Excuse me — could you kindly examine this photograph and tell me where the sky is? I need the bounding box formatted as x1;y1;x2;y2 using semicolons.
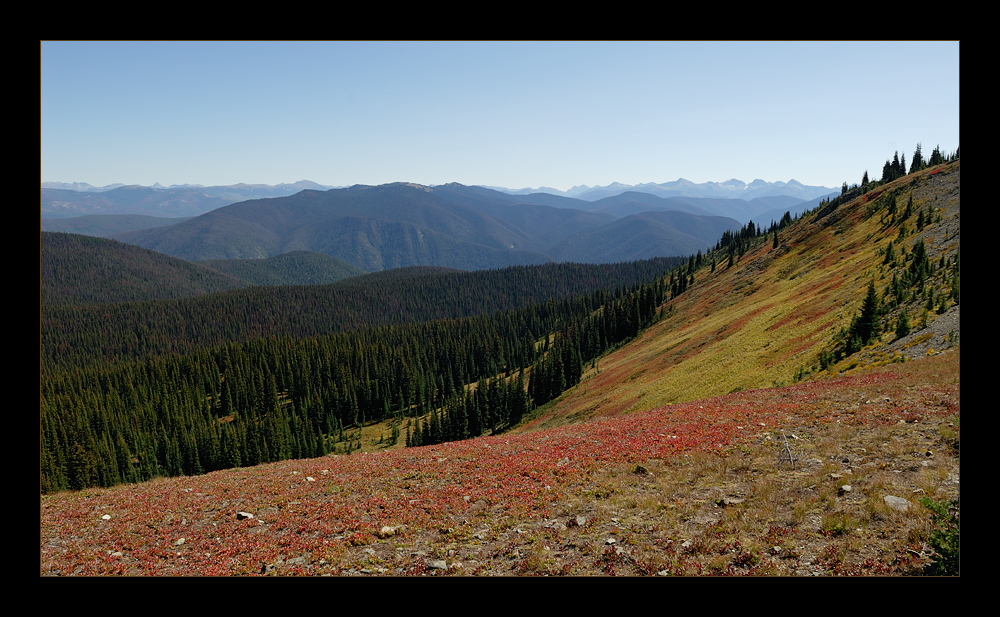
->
40;41;960;192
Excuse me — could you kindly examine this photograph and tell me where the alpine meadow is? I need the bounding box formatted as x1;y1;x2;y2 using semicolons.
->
41;145;959;576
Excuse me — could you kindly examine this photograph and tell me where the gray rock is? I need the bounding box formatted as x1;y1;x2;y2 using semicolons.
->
884;495;910;512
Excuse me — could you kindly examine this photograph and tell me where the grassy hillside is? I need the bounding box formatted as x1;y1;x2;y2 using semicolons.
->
40;351;958;576
39;160;959;576
526;160;959;429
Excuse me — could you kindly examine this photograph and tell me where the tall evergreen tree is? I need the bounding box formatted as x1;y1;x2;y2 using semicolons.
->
929;145;945;166
855;281;881;346
910;143;925;174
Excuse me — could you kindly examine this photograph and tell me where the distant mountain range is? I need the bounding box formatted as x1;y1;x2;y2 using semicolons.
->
40;180;335;218
485;177;836;202
41;180;332;194
41;178;836;220
41;178;833;273
108;182;751;271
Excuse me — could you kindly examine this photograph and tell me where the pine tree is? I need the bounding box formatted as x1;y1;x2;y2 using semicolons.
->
910;143;925;174
929;145;945;166
895;310;911;339
855;281;881;345
886;191;897;219
883;240;895;265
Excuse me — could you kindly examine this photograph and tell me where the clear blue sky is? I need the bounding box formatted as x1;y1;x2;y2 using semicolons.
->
41;41;960;191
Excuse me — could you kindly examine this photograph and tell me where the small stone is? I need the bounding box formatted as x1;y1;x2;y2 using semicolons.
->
101;514;111;520
884;495;910;512
839;485;852;495
175;538;186;546
237;511;254;520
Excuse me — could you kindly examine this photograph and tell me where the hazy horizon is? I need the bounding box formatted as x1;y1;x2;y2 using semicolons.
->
41;41;960;191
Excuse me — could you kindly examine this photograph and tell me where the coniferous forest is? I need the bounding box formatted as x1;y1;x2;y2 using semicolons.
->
41;143;959;495
41;256;688;492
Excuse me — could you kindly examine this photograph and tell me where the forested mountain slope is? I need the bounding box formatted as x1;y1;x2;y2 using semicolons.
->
546;210;740;263
40;255;683;492
41;232;364;305
41;214;191;237
196;252;365;287
111;183;741;270
41;232;245;304
41;258;681;374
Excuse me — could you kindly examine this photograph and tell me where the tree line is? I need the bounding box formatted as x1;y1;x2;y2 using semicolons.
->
41;258;682;376
41;259;684;493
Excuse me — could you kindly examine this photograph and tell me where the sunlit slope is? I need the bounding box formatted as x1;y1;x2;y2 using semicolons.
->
527;161;959;429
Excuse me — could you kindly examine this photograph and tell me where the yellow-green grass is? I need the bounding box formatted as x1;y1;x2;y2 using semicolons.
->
525;163;956;431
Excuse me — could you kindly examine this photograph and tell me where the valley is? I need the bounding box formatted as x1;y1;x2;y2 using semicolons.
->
39;158;960;576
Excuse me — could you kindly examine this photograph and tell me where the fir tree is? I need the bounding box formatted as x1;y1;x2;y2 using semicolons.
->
855;281;881;346
910;143;925;174
884;240;895;265
895;310;911;339
929;145;945;166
